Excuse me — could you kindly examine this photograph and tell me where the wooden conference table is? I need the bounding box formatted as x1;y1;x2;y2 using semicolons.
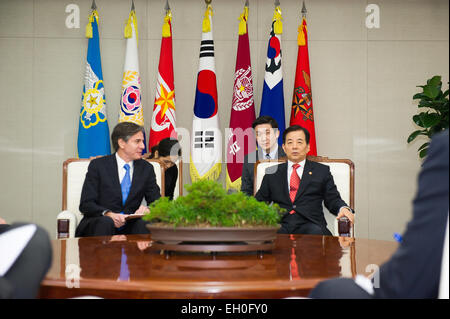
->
39;234;398;299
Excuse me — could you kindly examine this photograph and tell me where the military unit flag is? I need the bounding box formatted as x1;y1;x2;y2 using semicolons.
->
259;5;285;146
77;7;111;158
149;8;177;150
226;4;256;191
119;6;146;153
290;15;317;155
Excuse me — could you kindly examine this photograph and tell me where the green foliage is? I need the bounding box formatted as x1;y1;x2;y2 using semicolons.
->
408;75;449;158
143;180;284;227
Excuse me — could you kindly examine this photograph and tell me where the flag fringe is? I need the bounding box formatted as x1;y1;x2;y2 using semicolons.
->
202;4;213;33
190;158;222;182
298;17;307;46
162;10;172;37
124;10;139;46
238;6;249;35
226;171;242;192
85;10;98;38
273;6;283;35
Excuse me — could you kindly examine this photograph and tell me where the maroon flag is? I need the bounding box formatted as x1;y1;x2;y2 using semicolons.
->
226;5;256;191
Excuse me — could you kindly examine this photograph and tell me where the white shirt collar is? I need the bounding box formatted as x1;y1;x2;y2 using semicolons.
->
260;145;279;160
115;152;134;170
288;158;306;169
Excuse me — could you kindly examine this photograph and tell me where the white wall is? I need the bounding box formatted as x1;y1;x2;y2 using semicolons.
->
0;0;448;240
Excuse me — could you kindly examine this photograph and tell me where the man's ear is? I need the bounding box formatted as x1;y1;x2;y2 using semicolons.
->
118;138;126;149
282;143;287;154
275;129;280;139
306;143;311;154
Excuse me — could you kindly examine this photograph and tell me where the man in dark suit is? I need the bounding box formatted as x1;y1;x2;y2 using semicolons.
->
309;130;449;298
255;125;354;235
75;122;161;237
241;116;286;196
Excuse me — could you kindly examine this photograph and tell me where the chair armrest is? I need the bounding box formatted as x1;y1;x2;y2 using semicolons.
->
57;210;78;239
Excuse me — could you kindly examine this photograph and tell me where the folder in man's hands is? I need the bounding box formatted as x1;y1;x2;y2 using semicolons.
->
125;214;143;221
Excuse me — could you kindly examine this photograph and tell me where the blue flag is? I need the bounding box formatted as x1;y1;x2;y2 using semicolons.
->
259;14;285;146
77;9;111;158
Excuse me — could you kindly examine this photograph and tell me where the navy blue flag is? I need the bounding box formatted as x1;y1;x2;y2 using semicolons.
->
259;7;285;145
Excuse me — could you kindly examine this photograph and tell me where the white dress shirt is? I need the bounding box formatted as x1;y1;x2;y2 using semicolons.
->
115;152;134;184
287;159;306;187
261;145;279;160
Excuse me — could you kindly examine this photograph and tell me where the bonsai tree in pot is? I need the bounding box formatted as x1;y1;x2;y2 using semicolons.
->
408;75;449;158
143;179;283;228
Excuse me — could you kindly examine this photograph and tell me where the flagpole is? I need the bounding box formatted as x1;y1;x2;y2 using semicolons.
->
91;0;96;10
165;0;170;13
131;0;135;11
302;1;307;17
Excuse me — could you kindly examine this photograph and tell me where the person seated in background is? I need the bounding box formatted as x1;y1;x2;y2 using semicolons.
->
241;116;286;196
148;138;181;200
0;219;52;298
309;130;449;299
255;125;354;235
75;122;161;237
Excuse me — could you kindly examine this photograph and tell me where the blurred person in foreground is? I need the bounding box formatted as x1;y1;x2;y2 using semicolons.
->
310;130;449;298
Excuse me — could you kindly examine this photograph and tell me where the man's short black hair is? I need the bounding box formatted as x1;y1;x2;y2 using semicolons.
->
252;116;279;130
282;125;310;145
111;122;145;152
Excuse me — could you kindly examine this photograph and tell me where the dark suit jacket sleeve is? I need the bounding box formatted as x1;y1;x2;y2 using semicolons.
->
79;160;110;217
322;165;348;215
144;161;162;205
255;174;271;203
375;130;449;298
241;154;254;196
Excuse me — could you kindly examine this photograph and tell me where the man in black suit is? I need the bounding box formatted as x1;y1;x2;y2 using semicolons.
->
75;122;161;237
241;116;286;196
255;125;354;235
309;130;449;298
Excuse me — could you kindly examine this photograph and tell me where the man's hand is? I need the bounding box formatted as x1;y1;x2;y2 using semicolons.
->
134;205;150;216
0;217;7;225
337;207;354;225
105;212;126;228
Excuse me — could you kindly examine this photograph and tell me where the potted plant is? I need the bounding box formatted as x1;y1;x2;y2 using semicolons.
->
408;75;449;158
143;180;284;251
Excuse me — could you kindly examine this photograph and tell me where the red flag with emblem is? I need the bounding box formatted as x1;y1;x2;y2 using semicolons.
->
226;5;256;191
290;16;317;156
149;9;177;150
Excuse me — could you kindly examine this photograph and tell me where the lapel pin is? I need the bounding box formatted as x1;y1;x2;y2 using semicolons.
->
309;171;312;175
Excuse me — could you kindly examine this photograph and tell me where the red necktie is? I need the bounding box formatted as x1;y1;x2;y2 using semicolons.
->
289;163;300;214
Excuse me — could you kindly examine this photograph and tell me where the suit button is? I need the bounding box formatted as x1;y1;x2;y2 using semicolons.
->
293;205;296;209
